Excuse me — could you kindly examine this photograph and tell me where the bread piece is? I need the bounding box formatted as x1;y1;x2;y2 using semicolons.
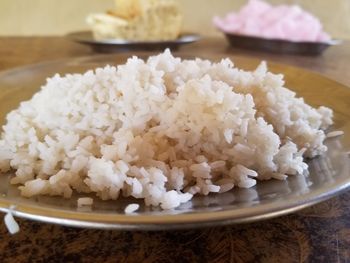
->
111;0;143;20
87;0;183;41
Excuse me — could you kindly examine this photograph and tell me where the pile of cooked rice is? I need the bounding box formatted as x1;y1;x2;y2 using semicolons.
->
0;50;333;210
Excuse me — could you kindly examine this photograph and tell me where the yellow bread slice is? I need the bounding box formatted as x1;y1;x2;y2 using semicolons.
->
86;0;183;41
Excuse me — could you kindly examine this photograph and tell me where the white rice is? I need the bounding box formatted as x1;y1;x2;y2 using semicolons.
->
0;50;333;209
77;197;93;207
124;203;140;214
326;130;344;138
4;206;19;234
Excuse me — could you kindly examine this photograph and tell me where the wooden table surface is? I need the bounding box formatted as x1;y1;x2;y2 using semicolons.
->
0;37;350;263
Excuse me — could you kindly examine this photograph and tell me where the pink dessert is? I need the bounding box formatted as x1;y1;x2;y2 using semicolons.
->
213;0;331;42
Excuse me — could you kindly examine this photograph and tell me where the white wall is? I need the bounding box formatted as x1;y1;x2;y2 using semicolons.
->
0;0;349;39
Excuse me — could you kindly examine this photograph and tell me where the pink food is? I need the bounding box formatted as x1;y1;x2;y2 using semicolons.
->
213;0;331;42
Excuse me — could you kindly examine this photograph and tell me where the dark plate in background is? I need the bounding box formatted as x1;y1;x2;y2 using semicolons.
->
224;32;341;56
67;31;200;53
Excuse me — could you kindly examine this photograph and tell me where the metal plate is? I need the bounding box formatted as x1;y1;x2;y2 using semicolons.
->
0;53;349;230
224;32;341;55
67;31;201;53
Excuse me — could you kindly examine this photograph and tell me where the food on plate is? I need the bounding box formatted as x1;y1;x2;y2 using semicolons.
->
86;0;183;41
77;197;94;207
0;50;333;210
213;0;331;42
124;203;140;214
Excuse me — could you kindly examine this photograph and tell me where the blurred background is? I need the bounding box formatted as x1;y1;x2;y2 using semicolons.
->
0;0;349;39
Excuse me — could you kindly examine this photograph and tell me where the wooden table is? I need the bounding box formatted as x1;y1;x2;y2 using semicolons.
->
0;37;349;263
